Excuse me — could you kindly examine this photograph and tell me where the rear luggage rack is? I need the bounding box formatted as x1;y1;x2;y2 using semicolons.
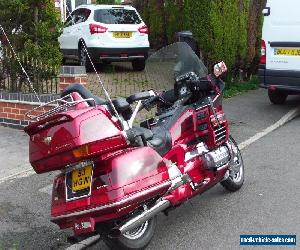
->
25;94;96;121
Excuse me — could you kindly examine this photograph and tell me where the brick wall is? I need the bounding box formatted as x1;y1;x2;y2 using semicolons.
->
0;66;87;129
0;93;58;129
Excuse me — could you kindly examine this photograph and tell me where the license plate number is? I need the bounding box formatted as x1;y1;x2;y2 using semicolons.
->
113;32;132;38
71;165;93;192
274;48;300;56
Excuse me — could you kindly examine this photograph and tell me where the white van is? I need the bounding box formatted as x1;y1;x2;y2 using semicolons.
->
259;0;300;104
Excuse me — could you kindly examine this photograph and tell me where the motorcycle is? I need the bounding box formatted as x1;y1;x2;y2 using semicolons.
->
24;42;244;249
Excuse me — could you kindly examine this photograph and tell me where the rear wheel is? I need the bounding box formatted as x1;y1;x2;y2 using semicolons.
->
103;216;157;250
132;59;145;71
268;89;288;104
62;57;66;65
221;136;244;192
79;44;92;72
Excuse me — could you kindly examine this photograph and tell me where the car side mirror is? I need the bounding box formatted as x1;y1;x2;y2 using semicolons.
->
213;61;227;78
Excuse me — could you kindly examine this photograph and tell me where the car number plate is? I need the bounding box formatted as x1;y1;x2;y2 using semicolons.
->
71;165;93;192
274;48;300;56
113;32;132;38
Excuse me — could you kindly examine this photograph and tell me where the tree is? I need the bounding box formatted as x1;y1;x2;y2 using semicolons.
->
0;0;62;67
0;0;62;92
246;0;267;75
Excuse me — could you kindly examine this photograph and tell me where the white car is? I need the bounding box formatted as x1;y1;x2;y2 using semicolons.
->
58;5;150;71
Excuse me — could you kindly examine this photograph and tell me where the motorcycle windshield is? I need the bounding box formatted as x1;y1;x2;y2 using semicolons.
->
146;42;208;91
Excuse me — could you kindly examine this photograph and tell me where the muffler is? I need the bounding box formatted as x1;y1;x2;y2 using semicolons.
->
110;199;170;237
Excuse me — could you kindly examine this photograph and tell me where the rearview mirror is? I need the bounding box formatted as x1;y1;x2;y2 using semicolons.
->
213;61;227;78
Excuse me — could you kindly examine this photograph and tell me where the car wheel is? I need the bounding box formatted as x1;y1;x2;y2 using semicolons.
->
62;57;66;65
268;89;288;104
132;59;145;71
79;45;92;72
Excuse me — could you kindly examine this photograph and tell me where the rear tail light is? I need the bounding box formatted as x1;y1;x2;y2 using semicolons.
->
138;25;149;34
260;40;266;64
89;23;108;34
72;135;127;159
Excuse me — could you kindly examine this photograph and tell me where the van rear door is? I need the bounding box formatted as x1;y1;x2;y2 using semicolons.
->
263;0;300;71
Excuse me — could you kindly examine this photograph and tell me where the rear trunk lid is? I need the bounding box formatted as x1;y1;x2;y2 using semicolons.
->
25;106;126;173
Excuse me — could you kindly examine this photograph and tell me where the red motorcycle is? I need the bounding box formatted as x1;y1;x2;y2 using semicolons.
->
24;42;244;249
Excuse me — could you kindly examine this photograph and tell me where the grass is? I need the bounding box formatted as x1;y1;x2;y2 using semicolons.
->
223;77;259;98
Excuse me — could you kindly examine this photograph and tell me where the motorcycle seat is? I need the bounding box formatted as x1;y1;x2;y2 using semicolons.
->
131;126;154;140
129;126;172;156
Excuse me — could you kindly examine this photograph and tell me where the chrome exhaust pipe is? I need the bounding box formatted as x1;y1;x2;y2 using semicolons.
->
110;200;170;237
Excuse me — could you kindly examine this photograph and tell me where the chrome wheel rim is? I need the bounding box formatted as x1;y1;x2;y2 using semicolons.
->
228;138;244;183
122;221;149;240
231;154;243;183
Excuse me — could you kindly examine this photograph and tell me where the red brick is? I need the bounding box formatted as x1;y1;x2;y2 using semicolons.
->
0;112;7;118
7;103;16;108
63;77;76;83
16;104;28;110
3;107;11;113
60;83;71;91
59;77;65;83
15;114;25;120
10;108;20;114
0;102;8;108
19;109;29;115
7;113;16;119
74;77;82;83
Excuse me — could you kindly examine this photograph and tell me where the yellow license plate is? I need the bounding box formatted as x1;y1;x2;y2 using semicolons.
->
71;165;93;192
275;48;300;56
113;32;132;38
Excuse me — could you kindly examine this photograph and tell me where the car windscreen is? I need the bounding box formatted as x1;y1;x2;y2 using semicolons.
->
94;9;142;24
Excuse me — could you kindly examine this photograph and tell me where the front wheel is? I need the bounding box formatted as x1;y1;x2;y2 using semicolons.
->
103;216;157;250
221;136;244;192
79;44;92;72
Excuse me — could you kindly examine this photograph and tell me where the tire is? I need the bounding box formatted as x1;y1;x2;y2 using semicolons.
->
62;57;66;65
103;216;157;250
132;59;145;71
78;44;92;72
221;136;244;192
268;89;287;104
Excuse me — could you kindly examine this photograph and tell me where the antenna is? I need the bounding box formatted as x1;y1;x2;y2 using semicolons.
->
65;5;123;128
0;25;41;103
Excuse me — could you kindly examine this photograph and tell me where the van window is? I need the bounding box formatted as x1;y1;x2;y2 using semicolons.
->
94;9;142;24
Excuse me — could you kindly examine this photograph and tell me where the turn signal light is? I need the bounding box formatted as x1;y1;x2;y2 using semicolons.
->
72;135;127;159
73;145;89;158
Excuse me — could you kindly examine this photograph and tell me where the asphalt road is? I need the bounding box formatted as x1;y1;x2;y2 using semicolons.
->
0;88;299;250
90;116;300;250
